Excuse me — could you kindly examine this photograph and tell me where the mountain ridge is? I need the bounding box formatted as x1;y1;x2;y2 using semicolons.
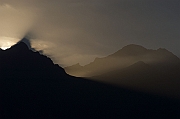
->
0;39;180;118
110;44;149;57
65;44;180;98
65;44;180;77
91;59;180;98
0;38;66;77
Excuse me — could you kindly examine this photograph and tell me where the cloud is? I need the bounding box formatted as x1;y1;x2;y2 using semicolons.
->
0;0;180;66
0;2;38;38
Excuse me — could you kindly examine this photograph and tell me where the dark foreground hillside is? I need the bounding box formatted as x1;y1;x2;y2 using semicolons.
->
0;39;180;119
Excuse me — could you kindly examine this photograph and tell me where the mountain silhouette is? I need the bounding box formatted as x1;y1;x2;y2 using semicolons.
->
0;38;66;78
0;40;180;119
65;44;180;98
65;44;180;77
92;60;180;98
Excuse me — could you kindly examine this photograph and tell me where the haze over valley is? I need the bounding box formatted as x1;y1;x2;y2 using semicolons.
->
0;0;180;66
65;44;180;98
0;0;180;118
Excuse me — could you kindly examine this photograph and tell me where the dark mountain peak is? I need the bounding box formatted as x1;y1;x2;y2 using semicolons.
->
116;61;150;74
122;44;147;50
127;61;149;69
8;38;31;53
17;37;32;49
0;37;66;76
112;44;148;57
8;37;37;53
13;41;29;51
121;44;147;53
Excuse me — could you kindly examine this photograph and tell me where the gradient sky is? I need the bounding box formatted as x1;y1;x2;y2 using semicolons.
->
0;0;179;66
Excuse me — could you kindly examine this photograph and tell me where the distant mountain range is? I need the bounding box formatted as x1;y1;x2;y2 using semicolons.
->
0;39;180;119
65;44;180;77
65;44;180;98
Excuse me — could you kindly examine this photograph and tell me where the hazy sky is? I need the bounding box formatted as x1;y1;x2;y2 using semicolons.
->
0;0;179;66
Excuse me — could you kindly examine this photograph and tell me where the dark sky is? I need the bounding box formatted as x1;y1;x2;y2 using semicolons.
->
0;0;179;66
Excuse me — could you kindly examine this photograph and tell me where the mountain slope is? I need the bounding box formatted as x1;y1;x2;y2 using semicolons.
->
65;44;180;77
91;61;180;98
0;40;180;119
65;44;180;98
0;38;64;72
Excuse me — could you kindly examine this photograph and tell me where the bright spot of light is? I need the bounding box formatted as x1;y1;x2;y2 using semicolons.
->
0;36;19;50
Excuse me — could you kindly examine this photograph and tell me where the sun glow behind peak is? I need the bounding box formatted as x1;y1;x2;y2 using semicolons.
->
0;37;19;50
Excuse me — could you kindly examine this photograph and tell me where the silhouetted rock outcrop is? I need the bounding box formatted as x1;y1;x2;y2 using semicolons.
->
0;41;180;119
0;38;66;77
